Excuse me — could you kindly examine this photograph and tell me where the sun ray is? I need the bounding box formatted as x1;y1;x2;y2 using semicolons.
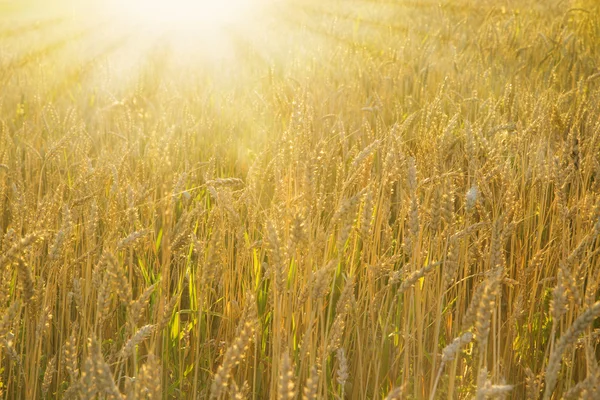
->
102;0;261;31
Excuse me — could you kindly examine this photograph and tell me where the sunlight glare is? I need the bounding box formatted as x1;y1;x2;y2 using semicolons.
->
107;0;258;31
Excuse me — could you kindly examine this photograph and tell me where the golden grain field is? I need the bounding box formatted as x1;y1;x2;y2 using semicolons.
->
0;0;600;398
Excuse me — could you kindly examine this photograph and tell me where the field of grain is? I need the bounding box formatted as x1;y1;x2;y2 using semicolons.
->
1;0;599;398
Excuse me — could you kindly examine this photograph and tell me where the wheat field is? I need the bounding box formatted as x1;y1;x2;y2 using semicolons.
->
0;0;599;398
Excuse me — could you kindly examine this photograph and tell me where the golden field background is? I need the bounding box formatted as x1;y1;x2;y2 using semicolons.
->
0;0;600;398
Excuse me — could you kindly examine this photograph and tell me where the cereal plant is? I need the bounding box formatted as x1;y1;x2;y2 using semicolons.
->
0;0;599;398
